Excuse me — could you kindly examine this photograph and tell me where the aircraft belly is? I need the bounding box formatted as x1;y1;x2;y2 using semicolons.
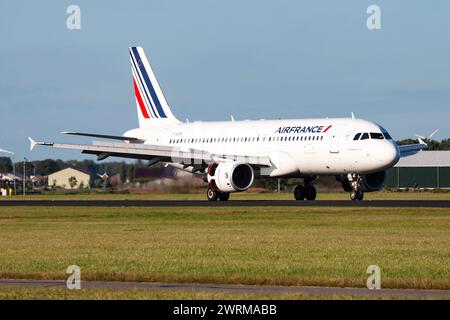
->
267;151;299;177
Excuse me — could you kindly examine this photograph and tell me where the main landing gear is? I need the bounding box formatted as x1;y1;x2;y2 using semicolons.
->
294;177;317;201
207;187;230;201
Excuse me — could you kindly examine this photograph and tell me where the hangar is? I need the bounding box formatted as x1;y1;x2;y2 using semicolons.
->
385;151;450;189
48;167;90;189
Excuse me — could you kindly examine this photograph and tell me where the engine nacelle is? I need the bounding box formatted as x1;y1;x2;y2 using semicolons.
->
338;171;387;192
361;171;386;192
208;162;254;193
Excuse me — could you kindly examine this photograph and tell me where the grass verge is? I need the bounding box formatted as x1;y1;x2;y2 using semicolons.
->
0;206;448;290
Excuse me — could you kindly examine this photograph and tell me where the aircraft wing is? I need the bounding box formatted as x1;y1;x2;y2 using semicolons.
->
397;140;428;157
61;131;145;143
0;148;14;155
28;137;271;167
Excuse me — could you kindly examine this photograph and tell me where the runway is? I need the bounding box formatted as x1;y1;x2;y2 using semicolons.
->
1;199;450;207
0;279;449;298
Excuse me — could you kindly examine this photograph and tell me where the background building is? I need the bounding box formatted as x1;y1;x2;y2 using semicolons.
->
48;167;90;189
385;151;450;189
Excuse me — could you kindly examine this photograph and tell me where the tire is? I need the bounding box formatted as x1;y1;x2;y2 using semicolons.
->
356;190;364;201
294;185;306;200
207;188;219;201
305;185;317;201
218;192;230;201
350;190;364;201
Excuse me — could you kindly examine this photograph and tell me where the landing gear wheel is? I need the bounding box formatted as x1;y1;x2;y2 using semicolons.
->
350;190;364;201
294;185;306;200
218;192;230;201
305;185;317;201
357;190;364;201
207;188;219;201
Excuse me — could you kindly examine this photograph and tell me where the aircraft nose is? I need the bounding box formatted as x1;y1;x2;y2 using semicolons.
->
383;143;400;167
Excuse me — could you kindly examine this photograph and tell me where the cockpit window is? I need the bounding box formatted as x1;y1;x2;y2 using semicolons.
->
360;133;369;140
370;132;384;140
353;133;361;140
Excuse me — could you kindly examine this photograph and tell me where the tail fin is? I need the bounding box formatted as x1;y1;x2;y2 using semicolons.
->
129;46;179;127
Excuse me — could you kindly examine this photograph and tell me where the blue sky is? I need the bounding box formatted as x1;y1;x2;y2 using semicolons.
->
1;0;449;160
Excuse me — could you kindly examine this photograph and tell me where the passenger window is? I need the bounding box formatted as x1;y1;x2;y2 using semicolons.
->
353;133;361;140
360;133;369;140
370;132;384;140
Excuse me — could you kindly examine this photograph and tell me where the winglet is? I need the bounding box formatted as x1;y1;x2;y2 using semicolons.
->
28;137;38;151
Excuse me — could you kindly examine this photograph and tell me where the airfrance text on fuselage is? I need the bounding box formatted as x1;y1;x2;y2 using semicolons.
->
275;125;331;134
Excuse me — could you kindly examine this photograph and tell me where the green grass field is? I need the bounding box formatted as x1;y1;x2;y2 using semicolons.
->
0;286;437;300
0;205;449;299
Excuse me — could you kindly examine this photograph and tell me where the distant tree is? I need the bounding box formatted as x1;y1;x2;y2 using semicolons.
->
0;157;13;173
440;139;450;150
426;139;441;150
68;176;78;189
33;159;61;175
396;139;418;146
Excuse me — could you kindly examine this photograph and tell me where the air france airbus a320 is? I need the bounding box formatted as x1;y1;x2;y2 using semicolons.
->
29;47;428;201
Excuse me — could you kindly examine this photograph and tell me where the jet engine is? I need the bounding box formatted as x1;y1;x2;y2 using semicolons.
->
361;171;386;192
207;162;254;193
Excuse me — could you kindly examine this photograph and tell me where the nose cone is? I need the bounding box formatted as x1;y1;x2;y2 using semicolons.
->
381;143;400;168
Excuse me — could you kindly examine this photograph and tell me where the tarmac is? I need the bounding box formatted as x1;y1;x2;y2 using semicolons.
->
0;279;449;299
1;200;450;207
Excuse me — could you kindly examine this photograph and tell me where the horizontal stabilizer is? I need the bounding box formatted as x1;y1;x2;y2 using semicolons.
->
28;136;53;151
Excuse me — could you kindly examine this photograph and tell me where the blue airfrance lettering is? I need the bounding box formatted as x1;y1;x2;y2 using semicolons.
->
275;126;325;134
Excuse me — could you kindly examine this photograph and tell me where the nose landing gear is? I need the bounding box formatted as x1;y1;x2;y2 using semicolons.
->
350;189;364;201
347;173;364;201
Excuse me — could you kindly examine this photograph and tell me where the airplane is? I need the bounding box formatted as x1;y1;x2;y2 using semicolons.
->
0;148;14;155
29;46;428;201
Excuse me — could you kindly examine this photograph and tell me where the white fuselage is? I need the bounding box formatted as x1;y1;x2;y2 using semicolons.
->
124;117;400;178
